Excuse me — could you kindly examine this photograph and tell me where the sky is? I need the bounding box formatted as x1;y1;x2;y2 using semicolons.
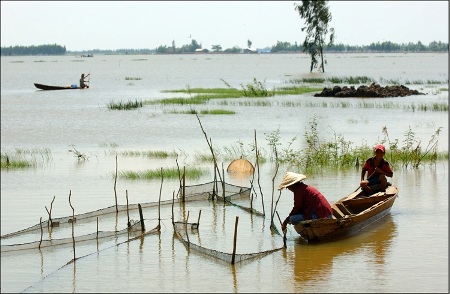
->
1;1;448;51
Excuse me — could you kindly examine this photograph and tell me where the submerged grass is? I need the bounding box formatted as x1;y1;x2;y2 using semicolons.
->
112;150;179;158
117;166;208;180
167;108;235;115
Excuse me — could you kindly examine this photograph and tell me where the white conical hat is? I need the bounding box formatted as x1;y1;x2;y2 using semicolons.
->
278;172;307;190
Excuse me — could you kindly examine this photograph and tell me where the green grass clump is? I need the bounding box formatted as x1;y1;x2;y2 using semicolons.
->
1;148;52;169
108;99;143;110
116;150;178;158
117;167;208;180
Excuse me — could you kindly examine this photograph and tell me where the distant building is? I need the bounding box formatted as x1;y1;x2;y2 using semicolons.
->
195;48;209;53
244;48;257;54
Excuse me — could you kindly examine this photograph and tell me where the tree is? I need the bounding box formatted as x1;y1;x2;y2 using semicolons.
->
294;0;334;72
247;39;252;48
211;45;222;52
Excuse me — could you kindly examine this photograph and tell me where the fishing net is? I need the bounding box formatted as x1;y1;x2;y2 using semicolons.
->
173;221;283;264
1;180;282;263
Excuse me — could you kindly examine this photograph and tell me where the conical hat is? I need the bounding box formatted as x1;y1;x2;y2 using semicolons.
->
278;172;307;190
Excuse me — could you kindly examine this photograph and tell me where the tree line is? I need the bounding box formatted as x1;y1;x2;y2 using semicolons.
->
1;40;448;56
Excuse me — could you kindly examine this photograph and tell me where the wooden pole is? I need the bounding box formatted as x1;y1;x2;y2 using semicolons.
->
114;155;118;213
197;210;202;228
182;166;186;202
159;167;163;229
276;211;287;248
138;203;145;232
68;190;76;262
96;217;99;239
126;190;131;228
185;211;190;246
231;216;239;264
45;195;55;227
39;217;43;249
222;164;225;202
171;191;175;226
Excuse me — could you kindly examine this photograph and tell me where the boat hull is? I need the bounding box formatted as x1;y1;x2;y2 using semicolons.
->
34;83;88;90
293;186;398;242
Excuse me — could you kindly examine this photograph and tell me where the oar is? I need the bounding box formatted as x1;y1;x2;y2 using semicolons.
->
354;169;377;192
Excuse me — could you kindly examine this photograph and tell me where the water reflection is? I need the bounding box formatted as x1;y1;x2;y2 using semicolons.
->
290;215;397;285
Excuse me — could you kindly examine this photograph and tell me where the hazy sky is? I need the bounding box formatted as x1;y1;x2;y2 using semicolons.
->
1;1;448;51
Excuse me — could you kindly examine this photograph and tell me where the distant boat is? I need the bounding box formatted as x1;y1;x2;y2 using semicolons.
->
34;83;88;90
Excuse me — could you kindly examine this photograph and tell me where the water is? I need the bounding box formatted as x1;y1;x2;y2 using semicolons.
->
1;53;448;293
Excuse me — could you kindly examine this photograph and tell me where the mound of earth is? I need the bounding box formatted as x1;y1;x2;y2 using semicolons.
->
314;83;425;98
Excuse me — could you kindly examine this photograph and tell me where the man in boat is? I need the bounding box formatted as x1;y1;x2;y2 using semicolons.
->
279;172;333;232
359;143;393;194
79;73;90;88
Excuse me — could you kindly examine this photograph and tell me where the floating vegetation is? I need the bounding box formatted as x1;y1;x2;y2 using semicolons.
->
148;79;320;105
116;166;208;180
1;148;52;169
125;77;142;80
131;59;147;61
107;99;143;110
10;61;24;63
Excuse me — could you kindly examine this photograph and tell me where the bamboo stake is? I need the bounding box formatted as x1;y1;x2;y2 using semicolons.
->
182;166;186;202
185;211;190;246
171;191;175;226
38;217;43;249
68;190;76;262
45;195;55;228
276;211;287;248
159;167;163;229
138;204;145;232
231;216;239;264
254;129;265;215
114;155;118;213
126;190;130;228
197;210;202;228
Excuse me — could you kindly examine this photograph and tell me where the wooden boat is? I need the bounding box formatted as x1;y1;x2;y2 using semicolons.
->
292;185;398;242
34;83;88;90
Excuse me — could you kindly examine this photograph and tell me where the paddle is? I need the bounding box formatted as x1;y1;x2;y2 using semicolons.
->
354;169;377;192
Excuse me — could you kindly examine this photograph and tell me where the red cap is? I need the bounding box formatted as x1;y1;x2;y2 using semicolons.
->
374;144;385;153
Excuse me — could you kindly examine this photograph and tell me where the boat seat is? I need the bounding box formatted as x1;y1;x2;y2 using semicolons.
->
335;202;354;215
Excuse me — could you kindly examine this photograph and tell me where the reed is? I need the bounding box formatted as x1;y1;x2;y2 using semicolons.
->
264;116;447;172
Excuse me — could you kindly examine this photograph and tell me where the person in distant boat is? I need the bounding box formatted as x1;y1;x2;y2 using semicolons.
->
80;73;90;88
360;143;393;194
279;172;333;232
